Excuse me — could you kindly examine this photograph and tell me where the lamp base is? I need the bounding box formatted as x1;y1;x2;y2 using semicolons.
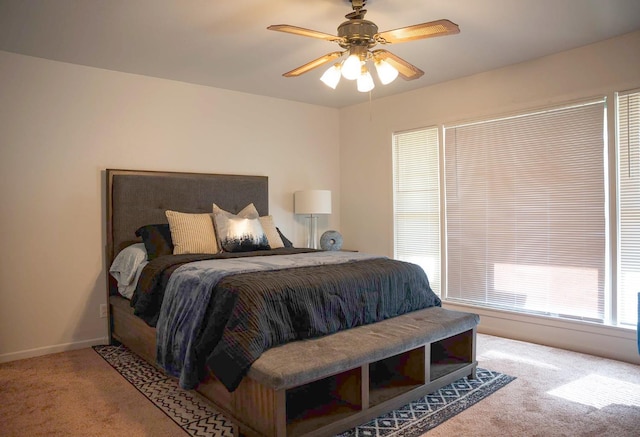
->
306;215;318;249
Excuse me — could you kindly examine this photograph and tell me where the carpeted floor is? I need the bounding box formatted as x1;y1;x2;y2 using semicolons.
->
93;344;514;437
1;334;639;436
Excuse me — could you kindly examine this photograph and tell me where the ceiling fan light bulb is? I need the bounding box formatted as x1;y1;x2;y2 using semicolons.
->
341;54;362;80
375;59;399;85
357;70;375;92
320;64;341;89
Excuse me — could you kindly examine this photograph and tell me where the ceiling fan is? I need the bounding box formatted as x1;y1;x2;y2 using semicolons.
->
267;0;460;92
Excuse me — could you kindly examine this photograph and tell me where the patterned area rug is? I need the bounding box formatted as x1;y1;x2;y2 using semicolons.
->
94;345;514;437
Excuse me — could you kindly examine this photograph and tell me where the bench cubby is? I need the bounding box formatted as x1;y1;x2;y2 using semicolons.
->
430;330;475;381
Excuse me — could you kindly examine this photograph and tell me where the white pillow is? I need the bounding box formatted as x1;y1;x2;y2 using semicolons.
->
212;203;270;252
212;204;285;250
212;203;260;219
117;259;148;299
259;215;285;249
109;243;148;298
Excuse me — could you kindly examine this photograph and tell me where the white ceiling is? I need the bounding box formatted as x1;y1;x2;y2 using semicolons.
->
1;0;639;108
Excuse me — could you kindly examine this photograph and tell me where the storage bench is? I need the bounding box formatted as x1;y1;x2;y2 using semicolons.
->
197;306;480;437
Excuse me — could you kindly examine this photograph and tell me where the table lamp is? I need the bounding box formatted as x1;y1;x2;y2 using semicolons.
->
294;190;332;249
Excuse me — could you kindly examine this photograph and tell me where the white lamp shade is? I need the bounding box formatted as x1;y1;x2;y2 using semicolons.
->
375;59;399;85
294;190;332;214
357;69;375;92
341;54;362;80
320;64;341;89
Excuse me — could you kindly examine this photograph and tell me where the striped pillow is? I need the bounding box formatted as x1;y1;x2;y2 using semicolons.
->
165;210;219;255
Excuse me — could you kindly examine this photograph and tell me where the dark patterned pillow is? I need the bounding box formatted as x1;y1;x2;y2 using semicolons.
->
276;227;294;248
213;203;270;252
135;224;174;259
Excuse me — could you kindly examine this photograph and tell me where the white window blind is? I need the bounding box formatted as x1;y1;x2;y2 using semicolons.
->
393;127;441;295
444;100;607;321
617;90;640;327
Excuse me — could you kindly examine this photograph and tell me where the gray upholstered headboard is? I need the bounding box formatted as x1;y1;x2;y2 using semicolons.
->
106;169;268;266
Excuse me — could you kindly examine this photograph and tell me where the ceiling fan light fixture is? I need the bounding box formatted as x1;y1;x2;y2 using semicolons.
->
320;63;342;89
356;67;375;92
268;2;458;93
374;59;399;85
341;54;362;80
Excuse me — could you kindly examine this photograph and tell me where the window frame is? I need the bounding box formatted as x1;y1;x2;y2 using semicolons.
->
615;88;640;327
392;126;442;295
392;94;639;330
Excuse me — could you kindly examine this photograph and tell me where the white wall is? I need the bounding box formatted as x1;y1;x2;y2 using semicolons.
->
0;51;340;362
339;30;640;364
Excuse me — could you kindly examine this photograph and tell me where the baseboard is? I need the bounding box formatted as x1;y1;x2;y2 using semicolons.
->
0;337;110;364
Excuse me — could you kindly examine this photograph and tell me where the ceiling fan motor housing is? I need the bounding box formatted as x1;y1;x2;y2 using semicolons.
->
337;19;379;49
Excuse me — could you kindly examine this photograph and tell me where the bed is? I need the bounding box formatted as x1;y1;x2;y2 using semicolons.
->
105;168;479;437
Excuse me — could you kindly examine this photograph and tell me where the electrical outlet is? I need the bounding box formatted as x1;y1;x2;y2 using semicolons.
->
100;304;108;318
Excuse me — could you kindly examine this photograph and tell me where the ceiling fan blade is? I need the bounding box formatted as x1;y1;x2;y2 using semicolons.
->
283;51;344;77
376;19;460;44
267;25;344;43
372;49;424;80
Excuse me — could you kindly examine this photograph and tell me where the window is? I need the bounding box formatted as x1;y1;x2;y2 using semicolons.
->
443;99;607;321
393;127;441;295
393;95;639;330
617;90;640;327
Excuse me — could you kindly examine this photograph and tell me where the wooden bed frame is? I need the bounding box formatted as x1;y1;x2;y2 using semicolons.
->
105;169;479;437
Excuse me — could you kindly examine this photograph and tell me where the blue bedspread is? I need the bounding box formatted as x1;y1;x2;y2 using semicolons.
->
154;251;441;391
